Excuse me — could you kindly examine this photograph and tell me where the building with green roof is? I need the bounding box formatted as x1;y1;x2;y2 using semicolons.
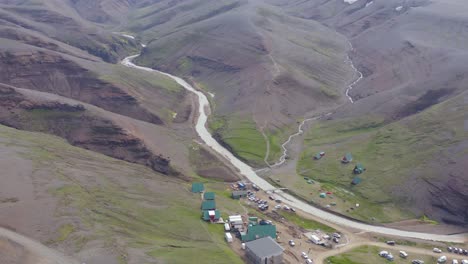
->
191;182;205;193
201;200;216;210
202;210;221;221
241;224;277;242
203;192;215;200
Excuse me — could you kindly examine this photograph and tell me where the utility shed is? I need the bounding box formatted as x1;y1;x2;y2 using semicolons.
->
232;190;248;199
201;200;216;210
245;236;284;264
203;192;215;200
241;224;277;242
191;182;205;193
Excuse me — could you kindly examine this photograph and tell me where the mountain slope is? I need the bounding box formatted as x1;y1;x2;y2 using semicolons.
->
287;0;468;225
0;124;243;264
129;0;355;166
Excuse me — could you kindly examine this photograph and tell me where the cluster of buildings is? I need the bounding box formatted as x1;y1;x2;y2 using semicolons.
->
192;182;221;222
226;214;284;264
192;182;285;264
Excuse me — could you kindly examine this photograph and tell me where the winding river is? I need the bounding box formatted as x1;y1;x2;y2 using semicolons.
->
121;55;466;243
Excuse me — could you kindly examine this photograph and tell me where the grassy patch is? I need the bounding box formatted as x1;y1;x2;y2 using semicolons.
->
101;65;183;93
209;115;267;167
0;125;242;264
326;245;438;264
56;224;75;242
295;93;467;223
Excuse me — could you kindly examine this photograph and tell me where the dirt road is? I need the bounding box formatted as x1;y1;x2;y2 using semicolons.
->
315;241;466;264
122;53;467;243
0;227;79;264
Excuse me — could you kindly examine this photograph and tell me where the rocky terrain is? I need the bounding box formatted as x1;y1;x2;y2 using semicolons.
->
0;0;466;263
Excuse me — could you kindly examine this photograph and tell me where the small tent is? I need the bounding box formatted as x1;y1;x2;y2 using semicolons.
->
314;152;325;160
342;153;353;163
351;176;362;185
353;163;366;174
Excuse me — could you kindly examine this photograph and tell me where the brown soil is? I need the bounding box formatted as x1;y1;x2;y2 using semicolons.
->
0;84;174;176
0;51;164;126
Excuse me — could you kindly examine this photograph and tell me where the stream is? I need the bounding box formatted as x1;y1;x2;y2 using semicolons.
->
121;54;465;243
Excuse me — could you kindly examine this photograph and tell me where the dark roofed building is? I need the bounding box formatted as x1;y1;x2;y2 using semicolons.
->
241;224;277;242
245;236;284;264
232;190;248;199
202;210;221;221
201;200;216;211
191;182;205;193
203;192;215;200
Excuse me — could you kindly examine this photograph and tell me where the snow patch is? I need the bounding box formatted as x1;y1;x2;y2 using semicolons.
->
365;1;373;7
344;0;359;3
395;6;403;11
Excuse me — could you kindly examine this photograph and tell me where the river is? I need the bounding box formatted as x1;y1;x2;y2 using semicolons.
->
121;55;466;243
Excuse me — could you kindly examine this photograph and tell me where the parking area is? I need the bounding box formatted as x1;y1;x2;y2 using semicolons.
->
229;186;348;263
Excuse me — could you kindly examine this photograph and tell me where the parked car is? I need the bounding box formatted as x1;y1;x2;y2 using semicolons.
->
452;260;459;264
333;237;340;243
290;207;296;212
274;205;281;209
461;260;468;264
305;259;313;264
399;251;408;258
289;240;295;247
434;248;443;253
448;247;454;252
386;240;396;246
332;233;341;239
437;256;447;263
412;260;425;264
283;205;290;210
379;251;389;257
301;252;308;259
